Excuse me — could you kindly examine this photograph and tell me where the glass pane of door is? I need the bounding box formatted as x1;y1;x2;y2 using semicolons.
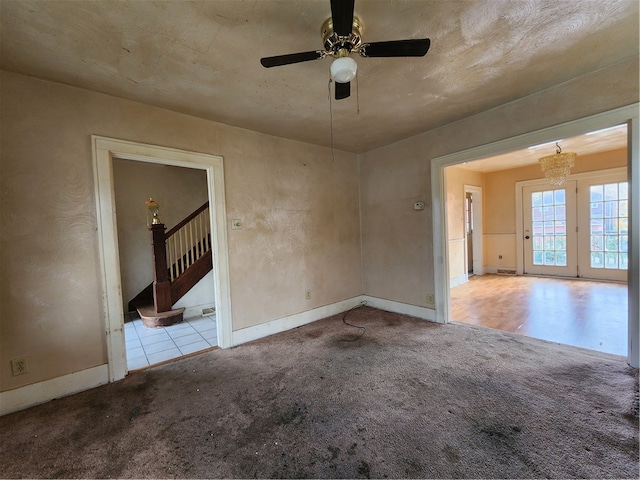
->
531;188;567;266
589;182;628;270
523;181;577;277
578;174;628;281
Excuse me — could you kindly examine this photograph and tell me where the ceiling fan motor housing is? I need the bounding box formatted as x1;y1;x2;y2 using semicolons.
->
322;16;362;56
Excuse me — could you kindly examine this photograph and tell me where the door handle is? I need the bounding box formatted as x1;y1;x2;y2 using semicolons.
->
525;235;530;239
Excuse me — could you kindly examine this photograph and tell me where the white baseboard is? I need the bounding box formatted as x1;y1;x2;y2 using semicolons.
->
232;295;439;347
450;274;468;288
362;295;437;322
1;297;437;415
182;304;215;320
232;296;366;346
0;364;109;416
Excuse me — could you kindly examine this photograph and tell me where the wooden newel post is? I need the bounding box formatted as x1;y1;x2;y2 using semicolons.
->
150;223;172;313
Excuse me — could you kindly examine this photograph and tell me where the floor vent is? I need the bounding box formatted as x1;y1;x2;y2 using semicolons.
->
497;269;516;275
202;307;216;315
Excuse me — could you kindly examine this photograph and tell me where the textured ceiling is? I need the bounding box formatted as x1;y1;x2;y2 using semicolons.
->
1;0;638;153
456;124;629;173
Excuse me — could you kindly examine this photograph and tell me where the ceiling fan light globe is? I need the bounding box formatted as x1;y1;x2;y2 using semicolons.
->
330;57;357;83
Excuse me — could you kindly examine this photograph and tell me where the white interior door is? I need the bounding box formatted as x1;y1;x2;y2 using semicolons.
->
523;181;578;277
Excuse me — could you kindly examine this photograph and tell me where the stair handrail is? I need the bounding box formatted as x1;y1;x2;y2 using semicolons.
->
165;202;209;238
165;202;211;282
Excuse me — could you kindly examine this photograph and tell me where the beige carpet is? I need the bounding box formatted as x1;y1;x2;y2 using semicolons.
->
1;306;637;478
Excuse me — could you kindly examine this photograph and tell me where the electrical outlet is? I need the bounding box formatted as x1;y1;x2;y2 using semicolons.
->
426;294;435;305
305;290;311;300
11;357;29;376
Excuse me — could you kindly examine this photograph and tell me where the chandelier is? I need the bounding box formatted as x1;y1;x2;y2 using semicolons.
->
538;142;577;186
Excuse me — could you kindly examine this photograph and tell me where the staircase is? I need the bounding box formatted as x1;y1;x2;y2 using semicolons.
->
128;202;212;327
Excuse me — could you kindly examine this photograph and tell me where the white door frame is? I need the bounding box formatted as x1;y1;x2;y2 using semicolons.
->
431;104;639;367
464;185;484;277
92;136;233;382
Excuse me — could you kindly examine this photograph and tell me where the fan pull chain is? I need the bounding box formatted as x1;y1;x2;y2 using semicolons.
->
356;74;360;115
328;79;336;163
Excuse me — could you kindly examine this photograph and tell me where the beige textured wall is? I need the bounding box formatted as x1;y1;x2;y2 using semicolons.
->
0;70;362;392
112;160;209;309
484;149;628;234
360;137;432;305
360;58;638;305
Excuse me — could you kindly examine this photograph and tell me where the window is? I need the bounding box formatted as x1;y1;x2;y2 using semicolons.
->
590;182;628;270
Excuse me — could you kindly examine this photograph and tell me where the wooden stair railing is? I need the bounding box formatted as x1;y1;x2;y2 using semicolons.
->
165;202;211;282
129;202;212;315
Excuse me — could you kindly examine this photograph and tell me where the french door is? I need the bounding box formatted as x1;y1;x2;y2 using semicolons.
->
522;171;628;282
523;181;577;277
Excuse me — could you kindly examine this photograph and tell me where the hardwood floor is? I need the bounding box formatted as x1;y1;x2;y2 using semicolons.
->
450;274;628;356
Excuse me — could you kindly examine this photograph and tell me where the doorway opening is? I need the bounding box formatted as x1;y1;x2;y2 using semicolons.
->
92;136;232;382
446;130;628;354
464;185;483;279
466;192;474;275
431;105;639;367
111;159;218;370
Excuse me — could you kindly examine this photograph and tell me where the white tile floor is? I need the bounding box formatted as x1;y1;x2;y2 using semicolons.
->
125;314;218;370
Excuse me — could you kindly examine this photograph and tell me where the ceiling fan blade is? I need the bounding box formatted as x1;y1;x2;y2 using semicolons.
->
335;81;350;100
361;38;431;57
331;0;355;37
260;51;323;68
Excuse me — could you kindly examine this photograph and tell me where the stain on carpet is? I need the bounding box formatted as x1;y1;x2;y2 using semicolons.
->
443;444;460;463
357;459;371;478
328;445;340;459
277;401;308;425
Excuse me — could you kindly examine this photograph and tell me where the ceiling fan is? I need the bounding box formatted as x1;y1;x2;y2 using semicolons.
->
260;0;431;100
